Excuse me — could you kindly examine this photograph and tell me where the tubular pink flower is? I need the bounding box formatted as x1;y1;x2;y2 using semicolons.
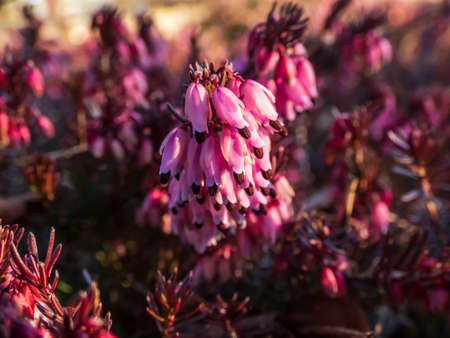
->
138;138;153;166
226;76;243;97
277;77;313;111
37;116;55;137
200;137;225;194
276;55;298;82
220;127;246;179
212;87;249;135
118;121;138;150
241;80;278;125
26;66;45;97
185;82;211;143
110;139;125;161
296;57;318;98
371;201;390;235
186;137;203;193
379;37;393;63
159;127;188;183
91;137;106;158
321;267;339;298
18;125;31;146
258;49;281;76
243;111;265;156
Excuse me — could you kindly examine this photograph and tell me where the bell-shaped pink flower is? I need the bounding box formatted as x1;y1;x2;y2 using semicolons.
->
321;267;346;298
371;201;390;234
296;57;318;99
138;138;153;166
0;68;6;88
0;112;9;145
91;136;106;158
18;125;31;146
185;82;211;143
26;66;45;97
37;115;55;137
110;139;125;161
241;79;278;125
212;87;249;136
226;76;243;96
159;127;189;183
220;127;246;180
276;55;298;81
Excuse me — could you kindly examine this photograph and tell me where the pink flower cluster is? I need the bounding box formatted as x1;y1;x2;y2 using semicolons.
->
0;57;54;148
85;8;157;164
159;62;290;253
247;3;318;121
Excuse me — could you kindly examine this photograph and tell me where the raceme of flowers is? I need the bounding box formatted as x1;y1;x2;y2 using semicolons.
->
0;56;54;149
85;8;156;164
159;61;291;253
247;3;318;121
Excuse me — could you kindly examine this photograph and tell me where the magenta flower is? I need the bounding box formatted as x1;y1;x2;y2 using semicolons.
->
321;266;346;298
136;188;169;226
37;115;55;138
371;201;390;235
25;65;45;97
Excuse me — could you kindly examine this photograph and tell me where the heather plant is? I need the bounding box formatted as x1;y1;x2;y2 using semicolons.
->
0;222;115;337
0;0;447;337
158;61;290;253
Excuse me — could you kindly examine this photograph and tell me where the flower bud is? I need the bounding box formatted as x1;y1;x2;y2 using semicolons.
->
240;79;278;124
18;125;31;146
139;138;153;166
372;201;390;234
226;76;243;97
110;139;125;161
8;126;21;148
0;67;6;88
27;66;45;97
276;55;297;81
296;57;318;98
37;115;55;137
91;136;106;158
321;267;345;298
0;111;9;138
